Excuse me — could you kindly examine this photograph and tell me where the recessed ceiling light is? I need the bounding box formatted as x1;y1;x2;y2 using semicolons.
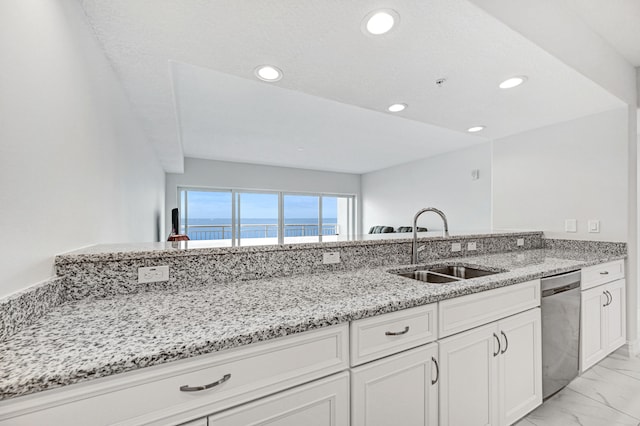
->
363;10;399;35
499;76;527;89
255;65;283;82
388;103;406;112
467;126;485;133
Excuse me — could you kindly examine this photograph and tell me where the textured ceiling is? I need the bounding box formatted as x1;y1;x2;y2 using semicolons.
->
78;0;624;173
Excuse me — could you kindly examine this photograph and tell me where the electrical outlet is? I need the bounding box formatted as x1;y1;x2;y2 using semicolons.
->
467;242;477;251
588;220;600;233
138;266;169;283
451;243;462;252
323;252;340;264
565;219;577;233
517;238;525;247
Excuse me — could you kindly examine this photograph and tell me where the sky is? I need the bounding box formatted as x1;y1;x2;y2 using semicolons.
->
184;191;338;219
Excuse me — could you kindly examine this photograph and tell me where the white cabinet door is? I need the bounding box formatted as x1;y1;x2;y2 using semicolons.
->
351;343;438;426
580;285;607;371
605;279;626;351
581;279;626;372
498;308;542;426
439;322;498;426
207;372;349;426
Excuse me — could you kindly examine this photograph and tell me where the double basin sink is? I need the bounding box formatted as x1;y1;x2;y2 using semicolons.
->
394;265;499;284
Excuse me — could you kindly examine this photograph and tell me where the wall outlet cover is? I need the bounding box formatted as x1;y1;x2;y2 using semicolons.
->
451;243;462;252
517;238;525;246
588;220;600;233
467;242;477;251
138;265;169;283
323;252;341;264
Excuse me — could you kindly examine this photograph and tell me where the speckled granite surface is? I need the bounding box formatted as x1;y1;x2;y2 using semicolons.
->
0;277;64;342
0;247;625;401
57;232;544;301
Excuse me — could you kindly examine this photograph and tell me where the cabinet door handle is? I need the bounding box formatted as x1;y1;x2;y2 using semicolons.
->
493;333;501;357
431;356;439;385
385;326;410;336
500;331;509;354
180;373;231;392
600;271;609;275
605;290;613;306
602;291;609;307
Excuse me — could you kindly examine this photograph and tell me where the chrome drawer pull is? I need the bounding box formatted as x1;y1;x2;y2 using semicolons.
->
500;331;509;354
431;357;439;385
180;373;231;392
600;271;609;275
385;326;410;336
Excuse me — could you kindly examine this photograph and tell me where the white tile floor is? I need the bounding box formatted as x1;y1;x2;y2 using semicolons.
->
519;349;640;425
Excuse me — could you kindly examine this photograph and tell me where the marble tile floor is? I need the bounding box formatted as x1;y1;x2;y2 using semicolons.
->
518;349;640;426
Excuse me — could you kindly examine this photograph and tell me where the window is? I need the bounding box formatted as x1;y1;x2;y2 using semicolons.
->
178;187;356;246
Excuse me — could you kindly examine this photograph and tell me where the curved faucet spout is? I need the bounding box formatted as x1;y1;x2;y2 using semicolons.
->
411;207;450;264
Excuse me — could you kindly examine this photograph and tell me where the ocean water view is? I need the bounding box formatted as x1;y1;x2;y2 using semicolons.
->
183;217;338;240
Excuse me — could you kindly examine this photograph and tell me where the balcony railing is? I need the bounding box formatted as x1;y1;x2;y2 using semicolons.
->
183;223;339;241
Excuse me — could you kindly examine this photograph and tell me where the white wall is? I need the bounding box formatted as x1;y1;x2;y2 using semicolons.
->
492;108;628;241
361;143;492;233
165;158;361;235
0;0;166;298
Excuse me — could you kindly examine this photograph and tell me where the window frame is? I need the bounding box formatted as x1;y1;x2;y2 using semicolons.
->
177;186;356;246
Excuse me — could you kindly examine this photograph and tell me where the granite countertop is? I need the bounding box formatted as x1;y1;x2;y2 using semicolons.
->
0;248;626;401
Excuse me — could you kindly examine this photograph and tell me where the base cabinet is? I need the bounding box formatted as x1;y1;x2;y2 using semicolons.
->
439;308;542;426
581;279;626;371
207;372;349;426
351;343;438;426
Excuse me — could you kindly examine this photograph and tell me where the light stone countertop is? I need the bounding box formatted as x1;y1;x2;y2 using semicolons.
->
0;248;626;401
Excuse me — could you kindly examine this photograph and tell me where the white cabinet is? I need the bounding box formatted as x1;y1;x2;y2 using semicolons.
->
581;278;626;371
179;418;207;426
350;304;437;366
499;308;543;426
351;343;438;426
439;308;542;426
207;372;349;426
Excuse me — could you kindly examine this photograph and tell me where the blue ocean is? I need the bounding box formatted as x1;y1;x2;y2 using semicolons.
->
183;218;337;240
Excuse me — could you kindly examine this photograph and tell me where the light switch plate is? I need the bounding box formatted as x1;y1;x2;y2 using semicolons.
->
323;252;341;264
138;266;169;283
467;242;477;251
588;220;600;233
565;219;577;233
451;243;462;252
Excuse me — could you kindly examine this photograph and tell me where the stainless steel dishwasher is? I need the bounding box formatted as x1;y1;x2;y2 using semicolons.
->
541;270;581;399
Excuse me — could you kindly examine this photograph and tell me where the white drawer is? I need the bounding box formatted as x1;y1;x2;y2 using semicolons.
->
581;260;624;290
350;304;437;366
0;324;349;426
207;372;350;426
438;280;540;338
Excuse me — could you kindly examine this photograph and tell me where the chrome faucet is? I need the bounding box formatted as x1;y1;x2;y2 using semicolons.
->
411;207;450;264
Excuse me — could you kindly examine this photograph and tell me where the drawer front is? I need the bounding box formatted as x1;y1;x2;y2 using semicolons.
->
438;280;540;338
0;325;349;426
582;260;624;290
208;372;349;426
350;304;437;366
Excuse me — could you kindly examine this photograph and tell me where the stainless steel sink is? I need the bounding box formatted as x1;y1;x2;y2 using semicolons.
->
395;270;461;284
392;264;499;284
428;265;497;279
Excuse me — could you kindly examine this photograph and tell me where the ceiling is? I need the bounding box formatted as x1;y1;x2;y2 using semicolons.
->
563;0;640;67
78;0;626;174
